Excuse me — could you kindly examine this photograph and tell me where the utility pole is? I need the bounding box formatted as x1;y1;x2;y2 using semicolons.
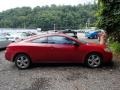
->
23;21;26;29
86;18;90;29
86;22;88;29
54;24;56;31
87;18;90;28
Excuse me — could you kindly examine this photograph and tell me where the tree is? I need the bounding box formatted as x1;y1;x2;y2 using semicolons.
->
97;0;120;42
0;4;98;31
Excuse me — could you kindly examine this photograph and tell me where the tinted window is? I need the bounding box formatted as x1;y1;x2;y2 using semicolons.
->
32;37;48;43
48;36;75;45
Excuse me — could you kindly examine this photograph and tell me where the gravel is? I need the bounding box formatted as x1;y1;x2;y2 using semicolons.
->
0;33;120;90
0;49;120;90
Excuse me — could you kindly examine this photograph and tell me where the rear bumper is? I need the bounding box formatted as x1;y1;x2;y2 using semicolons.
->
5;48;14;62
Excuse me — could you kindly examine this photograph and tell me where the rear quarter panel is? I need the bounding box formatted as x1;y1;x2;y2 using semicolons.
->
5;45;31;62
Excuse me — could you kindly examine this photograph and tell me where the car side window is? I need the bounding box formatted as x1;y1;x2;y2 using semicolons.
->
32;37;48;43
48;36;75;45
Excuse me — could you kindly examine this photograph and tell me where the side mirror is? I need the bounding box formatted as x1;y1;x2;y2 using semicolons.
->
73;42;80;46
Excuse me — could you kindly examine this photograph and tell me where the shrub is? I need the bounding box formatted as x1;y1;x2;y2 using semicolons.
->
109;41;120;54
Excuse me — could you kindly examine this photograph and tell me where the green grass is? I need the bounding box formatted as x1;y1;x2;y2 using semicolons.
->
109;42;120;54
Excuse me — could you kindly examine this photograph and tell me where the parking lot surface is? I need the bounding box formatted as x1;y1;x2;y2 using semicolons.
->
0;34;120;90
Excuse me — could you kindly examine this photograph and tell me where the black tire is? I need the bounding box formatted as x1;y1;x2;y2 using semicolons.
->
85;53;102;68
14;54;31;69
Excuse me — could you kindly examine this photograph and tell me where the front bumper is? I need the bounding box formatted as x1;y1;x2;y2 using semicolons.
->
103;52;113;63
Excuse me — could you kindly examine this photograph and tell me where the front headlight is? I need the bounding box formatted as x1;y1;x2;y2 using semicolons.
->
104;47;111;52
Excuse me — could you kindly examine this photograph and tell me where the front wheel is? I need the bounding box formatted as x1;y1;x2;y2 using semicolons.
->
14;54;31;69
85;53;102;68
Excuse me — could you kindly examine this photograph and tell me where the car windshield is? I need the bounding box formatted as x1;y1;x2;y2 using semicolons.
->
9;32;27;37
21;33;28;36
0;34;5;37
0;35;7;40
87;31;101;34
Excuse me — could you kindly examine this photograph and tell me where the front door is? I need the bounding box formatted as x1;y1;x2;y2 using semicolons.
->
48;35;82;63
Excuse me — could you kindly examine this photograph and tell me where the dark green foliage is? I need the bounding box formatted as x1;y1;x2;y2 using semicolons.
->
109;41;120;54
97;0;120;42
0;4;97;30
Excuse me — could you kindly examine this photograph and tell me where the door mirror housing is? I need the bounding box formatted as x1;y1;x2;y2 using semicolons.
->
73;42;80;46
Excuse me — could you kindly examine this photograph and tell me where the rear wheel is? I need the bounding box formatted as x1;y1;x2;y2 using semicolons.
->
85;53;102;68
14;54;31;69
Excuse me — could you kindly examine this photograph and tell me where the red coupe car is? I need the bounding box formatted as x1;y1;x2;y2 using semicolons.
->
5;33;112;69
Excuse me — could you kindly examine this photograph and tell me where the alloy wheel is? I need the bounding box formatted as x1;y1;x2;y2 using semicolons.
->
15;54;31;69
86;54;102;68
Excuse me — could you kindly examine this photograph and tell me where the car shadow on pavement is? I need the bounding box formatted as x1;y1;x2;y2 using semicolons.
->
0;48;6;51
27;62;115;70
102;61;115;69
29;63;86;69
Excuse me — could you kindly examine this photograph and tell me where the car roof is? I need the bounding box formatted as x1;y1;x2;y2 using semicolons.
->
22;33;81;43
24;33;70;40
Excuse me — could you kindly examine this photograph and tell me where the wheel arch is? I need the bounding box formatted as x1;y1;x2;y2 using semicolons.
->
84;51;103;63
13;52;32;62
84;51;104;68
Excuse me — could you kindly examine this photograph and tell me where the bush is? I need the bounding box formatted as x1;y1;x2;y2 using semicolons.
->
109;41;120;54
